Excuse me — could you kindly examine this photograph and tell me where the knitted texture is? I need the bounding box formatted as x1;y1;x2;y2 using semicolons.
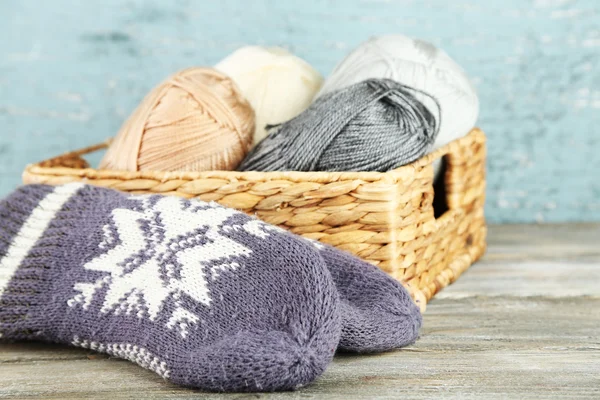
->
238;79;439;173
0;184;341;392
229;223;422;352
316;243;422;352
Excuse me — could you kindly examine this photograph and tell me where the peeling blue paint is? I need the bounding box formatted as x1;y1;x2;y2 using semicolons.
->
1;0;598;223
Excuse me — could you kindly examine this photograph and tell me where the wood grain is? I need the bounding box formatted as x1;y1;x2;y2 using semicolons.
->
1;0;599;223
437;223;600;299
1;223;600;399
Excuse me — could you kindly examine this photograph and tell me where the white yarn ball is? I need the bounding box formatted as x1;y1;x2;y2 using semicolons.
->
216;46;323;146
318;34;479;176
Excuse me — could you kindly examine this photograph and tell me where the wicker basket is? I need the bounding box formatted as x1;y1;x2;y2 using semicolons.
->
22;128;487;311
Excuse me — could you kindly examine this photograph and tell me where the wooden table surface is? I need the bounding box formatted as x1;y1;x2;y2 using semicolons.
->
1;224;599;399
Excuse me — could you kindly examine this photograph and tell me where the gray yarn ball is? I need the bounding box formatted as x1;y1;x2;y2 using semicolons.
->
237;78;440;173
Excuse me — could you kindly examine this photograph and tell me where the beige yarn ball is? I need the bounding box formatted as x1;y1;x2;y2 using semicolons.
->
100;67;255;172
215;46;323;146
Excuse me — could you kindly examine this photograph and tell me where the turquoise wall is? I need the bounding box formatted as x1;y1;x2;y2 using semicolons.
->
1;0;598;223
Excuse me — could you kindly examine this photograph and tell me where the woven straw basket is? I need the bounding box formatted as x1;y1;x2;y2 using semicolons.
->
22;128;487;311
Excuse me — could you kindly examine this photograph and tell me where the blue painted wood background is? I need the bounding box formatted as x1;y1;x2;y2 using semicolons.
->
1;0;598;223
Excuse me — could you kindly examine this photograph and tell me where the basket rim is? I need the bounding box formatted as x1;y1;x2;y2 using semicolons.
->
24;128;485;184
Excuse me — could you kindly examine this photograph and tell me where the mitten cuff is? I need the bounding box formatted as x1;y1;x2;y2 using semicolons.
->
0;183;84;339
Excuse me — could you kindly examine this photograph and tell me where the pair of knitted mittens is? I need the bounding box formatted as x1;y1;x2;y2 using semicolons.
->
0;184;421;392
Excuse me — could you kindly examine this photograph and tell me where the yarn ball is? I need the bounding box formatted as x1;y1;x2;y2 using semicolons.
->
238;79;439;173
317;34;479;174
100;67;254;172
215;46;323;146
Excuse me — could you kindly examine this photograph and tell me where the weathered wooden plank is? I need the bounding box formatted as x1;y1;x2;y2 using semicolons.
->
436;260;600;299
1;224;599;398
1;297;599;399
435;223;600;299
485;223;600;260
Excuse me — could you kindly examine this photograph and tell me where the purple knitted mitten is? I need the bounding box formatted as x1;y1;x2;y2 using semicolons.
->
316;243;422;353
0;184;341;392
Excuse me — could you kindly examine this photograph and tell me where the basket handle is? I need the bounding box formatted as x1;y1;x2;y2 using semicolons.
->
36;140;111;169
443;129;487;214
